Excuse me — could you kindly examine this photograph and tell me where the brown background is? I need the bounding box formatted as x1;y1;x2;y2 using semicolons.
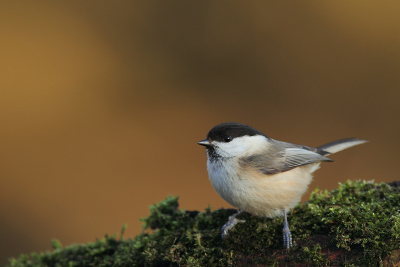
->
1;1;399;264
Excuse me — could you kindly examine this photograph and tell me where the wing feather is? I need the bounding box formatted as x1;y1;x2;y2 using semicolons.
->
240;141;334;175
284;148;333;169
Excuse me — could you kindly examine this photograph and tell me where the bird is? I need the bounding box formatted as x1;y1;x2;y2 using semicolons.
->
197;122;367;249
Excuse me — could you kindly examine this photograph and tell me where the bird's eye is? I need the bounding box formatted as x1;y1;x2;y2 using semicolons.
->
224;136;232;142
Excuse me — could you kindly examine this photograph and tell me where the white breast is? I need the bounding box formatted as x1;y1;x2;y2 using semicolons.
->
207;158;320;218
207;158;242;208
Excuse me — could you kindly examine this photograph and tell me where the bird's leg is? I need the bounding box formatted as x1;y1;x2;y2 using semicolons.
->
282;209;293;249
221;209;246;239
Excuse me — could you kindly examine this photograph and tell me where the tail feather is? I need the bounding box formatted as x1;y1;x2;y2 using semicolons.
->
317;138;368;156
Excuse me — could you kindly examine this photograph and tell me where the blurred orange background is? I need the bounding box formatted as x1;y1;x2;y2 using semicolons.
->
1;1;399;264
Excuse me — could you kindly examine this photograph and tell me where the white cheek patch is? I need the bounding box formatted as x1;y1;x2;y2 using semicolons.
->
214;135;269;158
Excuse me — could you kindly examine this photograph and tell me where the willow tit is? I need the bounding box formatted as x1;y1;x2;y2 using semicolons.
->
198;122;367;249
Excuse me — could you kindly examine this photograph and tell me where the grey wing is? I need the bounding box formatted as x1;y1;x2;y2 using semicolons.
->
240;143;333;175
282;148;333;171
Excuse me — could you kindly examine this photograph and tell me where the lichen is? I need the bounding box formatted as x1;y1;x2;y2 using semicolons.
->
7;180;400;266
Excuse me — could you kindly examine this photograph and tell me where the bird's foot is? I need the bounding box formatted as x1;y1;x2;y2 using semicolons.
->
221;211;246;239
282;225;293;250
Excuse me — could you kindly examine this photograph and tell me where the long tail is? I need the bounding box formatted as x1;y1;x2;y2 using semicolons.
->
317;138;368;156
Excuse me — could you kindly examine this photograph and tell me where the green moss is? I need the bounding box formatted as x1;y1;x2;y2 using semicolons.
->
7;181;400;266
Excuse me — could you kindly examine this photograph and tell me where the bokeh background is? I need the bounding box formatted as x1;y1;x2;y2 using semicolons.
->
1;1;399;264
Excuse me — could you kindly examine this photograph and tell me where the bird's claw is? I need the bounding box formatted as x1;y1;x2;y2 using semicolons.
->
283;226;293;250
221;214;246;239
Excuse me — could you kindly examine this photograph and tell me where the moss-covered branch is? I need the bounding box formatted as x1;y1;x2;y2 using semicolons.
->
7;180;400;266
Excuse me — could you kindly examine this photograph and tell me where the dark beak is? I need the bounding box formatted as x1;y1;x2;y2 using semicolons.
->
197;139;212;147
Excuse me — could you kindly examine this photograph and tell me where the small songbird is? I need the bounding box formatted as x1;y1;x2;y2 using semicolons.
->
197;122;367;249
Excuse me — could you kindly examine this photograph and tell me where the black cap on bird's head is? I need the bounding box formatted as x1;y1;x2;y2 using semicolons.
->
197;122;267;147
